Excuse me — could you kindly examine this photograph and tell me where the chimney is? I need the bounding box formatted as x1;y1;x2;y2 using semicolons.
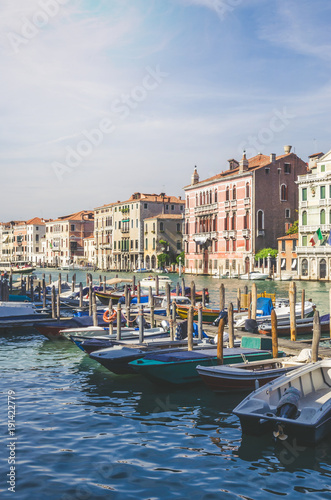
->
191;166;199;185
284;145;292;154
239;152;249;172
270;153;276;162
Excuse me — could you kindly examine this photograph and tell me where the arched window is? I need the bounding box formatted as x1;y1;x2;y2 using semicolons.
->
244;210;249;229
203;192;206;205
226;186;230;201
257;210;264;230
233;185;236;200
232;240;236;252
214;190;218;203
246;183;250;198
232;213;236;230
225;213;229;230
199;192;202;205
196;193;198;206
302;211;307;226
302;259;308;277
280;184;287;201
209;190;212;204
320;209;326;225
320;258;327;279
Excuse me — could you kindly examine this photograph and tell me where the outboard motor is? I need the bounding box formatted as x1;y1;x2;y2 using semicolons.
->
244;319;258;333
273;387;301;440
176;320;188;340
213;310;228;327
161;319;170;332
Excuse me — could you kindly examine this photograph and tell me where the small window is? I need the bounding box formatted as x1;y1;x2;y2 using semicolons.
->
160;222;164;231
292;239;296;251
114;241;116;250
285;209;290;218
284;163;291;174
280;184;287;201
171;205;174;211
302;235;307;246
302;211;307;226
71;225;75;231
265;168;270;174
144;203;148;209
177;223;181;232
321;209;326;225
281;240;286;251
302;188;307;201
321;164;326;172
165;204;169;210
145;238;148;250
321;186;326;199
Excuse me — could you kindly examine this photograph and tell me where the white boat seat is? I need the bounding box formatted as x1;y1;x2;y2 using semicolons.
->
297;407;317;422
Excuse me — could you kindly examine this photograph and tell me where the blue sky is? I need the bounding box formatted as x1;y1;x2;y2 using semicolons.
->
1;0;331;220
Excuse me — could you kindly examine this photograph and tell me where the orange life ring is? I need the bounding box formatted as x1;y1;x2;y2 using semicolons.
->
103;308;117;323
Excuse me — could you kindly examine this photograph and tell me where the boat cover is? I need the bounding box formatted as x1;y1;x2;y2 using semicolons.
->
256;297;273;316
141;347;267;363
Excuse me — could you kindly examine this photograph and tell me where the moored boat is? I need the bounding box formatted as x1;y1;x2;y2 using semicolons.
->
129;337;284;386
196;349;311;393
233;359;331;445
258;314;330;337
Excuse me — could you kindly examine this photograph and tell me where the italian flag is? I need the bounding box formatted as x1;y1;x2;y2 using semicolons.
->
310;228;323;246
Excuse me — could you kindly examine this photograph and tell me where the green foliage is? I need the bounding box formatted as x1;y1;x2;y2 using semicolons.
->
255;248;278;261
176;251;185;265
286;220;298;235
157;253;168;266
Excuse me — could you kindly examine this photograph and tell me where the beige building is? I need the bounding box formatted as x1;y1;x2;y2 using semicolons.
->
111;192;184;271
144;214;184;270
26;217;46;264
94;203;114;270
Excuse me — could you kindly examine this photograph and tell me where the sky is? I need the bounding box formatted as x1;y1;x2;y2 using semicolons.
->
1;0;331;221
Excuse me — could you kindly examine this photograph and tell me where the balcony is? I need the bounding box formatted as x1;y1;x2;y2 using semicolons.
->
231;199;237;208
244;197;250;206
224;200;230;209
194;202;218;215
257;230;265;237
242;229;250;238
228;230;237;239
296;245;331;256
121;228;130;234
300;201;308;208
222;230;229;239
300;225;329;234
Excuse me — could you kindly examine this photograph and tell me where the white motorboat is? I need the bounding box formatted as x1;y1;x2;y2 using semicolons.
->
239;272;269;280
234;299;315;330
233;359;331;445
140;275;172;289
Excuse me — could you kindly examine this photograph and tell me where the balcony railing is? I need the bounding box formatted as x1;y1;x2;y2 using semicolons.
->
242;229;250;238
231;200;237;208
300;224;329;233
257;229;265;237
194;203;218;215
244;198;250;206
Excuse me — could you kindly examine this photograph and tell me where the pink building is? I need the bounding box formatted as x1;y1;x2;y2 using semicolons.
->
183;147;307;275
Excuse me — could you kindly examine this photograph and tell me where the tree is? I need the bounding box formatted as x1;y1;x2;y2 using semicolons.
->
255;248;278;261
176;251;185;265
286;220;298;235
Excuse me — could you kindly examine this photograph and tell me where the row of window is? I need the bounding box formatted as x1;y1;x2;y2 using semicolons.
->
46;225;75;233
302;209;330;225
302;185;331;201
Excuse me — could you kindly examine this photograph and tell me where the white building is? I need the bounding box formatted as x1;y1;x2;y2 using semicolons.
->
26;217;46;264
296;150;331;279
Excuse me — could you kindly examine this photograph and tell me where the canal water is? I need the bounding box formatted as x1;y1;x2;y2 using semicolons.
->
1;270;331;500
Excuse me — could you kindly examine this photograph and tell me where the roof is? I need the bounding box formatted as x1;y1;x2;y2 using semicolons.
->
49;210;94;223
144;214;183;221
26;217;45;225
308;152;324;158
277;233;298;240
126;193;183;204
184;152;306;189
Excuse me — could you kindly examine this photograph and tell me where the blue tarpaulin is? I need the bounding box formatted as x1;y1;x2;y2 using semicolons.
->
256;297;273;316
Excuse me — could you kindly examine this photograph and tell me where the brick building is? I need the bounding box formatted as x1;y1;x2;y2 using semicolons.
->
184;146;307;275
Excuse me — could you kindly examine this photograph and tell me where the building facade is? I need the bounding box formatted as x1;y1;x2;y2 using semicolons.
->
94;203;114;270
144;214;184;270
26;218;46;264
184;146;307;275
45;210;94;267
111;193;184;271
296;150;331;279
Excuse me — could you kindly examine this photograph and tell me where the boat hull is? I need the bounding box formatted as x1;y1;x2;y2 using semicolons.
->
130;348;277;385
